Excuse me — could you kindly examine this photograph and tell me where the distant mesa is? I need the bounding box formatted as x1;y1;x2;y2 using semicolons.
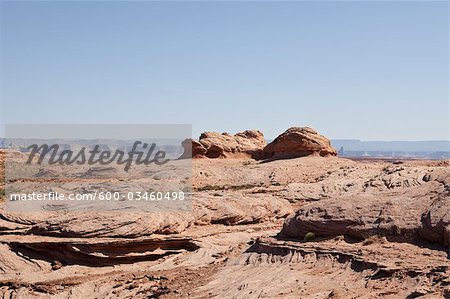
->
181;126;337;160
331;139;450;159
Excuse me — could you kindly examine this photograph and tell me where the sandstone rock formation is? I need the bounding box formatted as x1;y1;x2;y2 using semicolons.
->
191;139;208;158
263;127;337;159
184;127;336;160
179;138;207;159
280;165;450;246
1;151;449;298
188;130;266;159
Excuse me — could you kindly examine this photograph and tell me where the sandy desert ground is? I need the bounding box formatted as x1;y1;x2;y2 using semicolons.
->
0;149;449;298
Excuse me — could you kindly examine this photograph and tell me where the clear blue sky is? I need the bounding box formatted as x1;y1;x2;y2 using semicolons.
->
1;1;448;141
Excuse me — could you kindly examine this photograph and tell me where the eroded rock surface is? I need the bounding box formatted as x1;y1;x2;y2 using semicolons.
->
280;165;450;246
188;130;266;159
263;127;337;159
186;126;336;160
0;152;449;298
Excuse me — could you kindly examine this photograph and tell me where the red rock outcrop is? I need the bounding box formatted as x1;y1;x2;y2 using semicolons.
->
183;127;336;160
179;139;207;159
189;130;267;159
263;127;336;159
280;166;450;246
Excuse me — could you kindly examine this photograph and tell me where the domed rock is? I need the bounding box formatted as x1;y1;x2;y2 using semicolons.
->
263;127;336;159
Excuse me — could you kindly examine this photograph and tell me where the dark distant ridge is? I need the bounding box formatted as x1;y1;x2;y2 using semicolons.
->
1;138;449;159
331;140;449;152
331;140;450;159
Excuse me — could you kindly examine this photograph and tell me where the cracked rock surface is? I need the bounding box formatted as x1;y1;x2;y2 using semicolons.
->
0;152;449;298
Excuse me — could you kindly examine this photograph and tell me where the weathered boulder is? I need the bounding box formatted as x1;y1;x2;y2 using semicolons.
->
192;130;266;159
263;127;336;159
418;171;450;246
280;168;450;246
192;140;208;158
179;139;207;159
419;196;450;246
280;194;432;242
